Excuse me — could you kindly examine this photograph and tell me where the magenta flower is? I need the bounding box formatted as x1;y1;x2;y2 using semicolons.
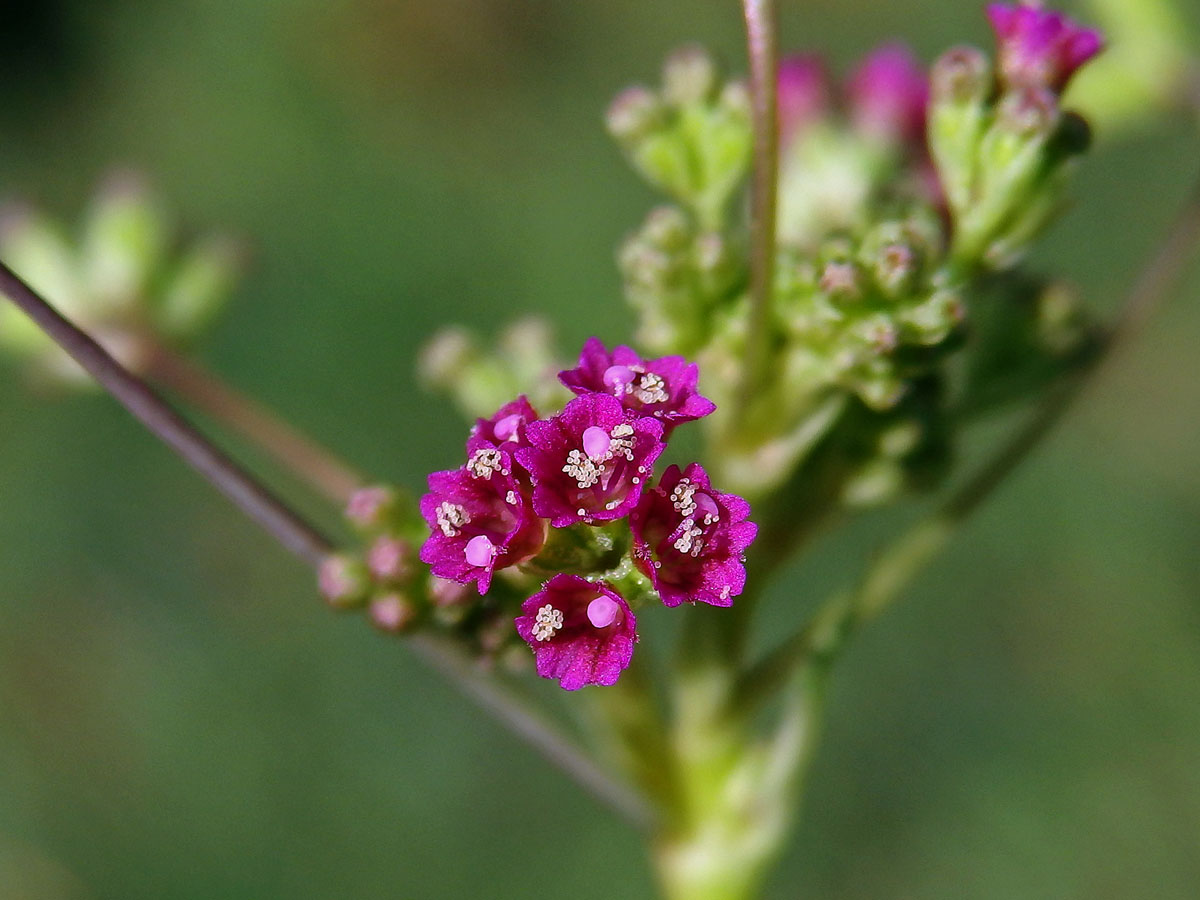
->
419;444;546;593
777;55;830;147
515;393;665;527
986;3;1103;93
630;463;757;608
848;43;929;146
558;337;715;432
470;395;539;450
514;574;636;690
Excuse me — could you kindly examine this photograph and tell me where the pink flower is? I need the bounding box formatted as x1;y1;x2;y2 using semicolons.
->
470;395;539;451
777;55;831;147
558;337;715;434
986;2;1103;93
515;393;664;527
630;463;757;608
848;43;929;146
514;575;637;690
419;444;546;593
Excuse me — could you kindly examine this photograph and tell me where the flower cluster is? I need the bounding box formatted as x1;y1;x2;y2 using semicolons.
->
419;338;756;689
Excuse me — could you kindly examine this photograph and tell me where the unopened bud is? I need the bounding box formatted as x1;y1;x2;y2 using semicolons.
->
930;46;990;105
319;554;370;609
997;85;1059;137
418;328;475;389
606;86;664;143
874;242;918;296
641;205;692;250
344;485;396;530
662;45;717;105
367;535;414;583
819;261;863;302
429;575;472;608
368;593;418;633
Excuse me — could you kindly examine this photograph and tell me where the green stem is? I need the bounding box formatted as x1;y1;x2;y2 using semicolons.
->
736;0;779;423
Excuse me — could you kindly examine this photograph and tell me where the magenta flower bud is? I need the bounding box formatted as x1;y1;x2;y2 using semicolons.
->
630;463;757;608
515;393;665;528
419;445;546;593
848;43;929;146
514;574;637;690
986;3;1103;94
367;535;413;582
558;338;715;433
429;575;472;608
344;485;395;530
470;395;539;450
777;55;830;146
369;593;417;633
319;554;369;609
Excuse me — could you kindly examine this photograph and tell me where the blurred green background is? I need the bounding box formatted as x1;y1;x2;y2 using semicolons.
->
1;0;1198;897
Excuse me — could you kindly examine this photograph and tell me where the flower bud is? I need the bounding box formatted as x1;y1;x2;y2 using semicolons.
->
344;485;398;531
930;46;990;105
368;593;418;633
367;535;414;583
819;261;863;303
81;172;167;315
605;85;664;143
157;235;242;339
928;47;991;216
319;554;370;610
662;45;717;106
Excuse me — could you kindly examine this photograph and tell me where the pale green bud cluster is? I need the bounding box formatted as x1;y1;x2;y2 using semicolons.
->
418;317;569;419
618;205;745;355
606;45;753;229
0;173;240;385
929;48;1092;274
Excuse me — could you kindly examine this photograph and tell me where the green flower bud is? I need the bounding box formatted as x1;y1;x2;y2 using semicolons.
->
80;173;168;315
662;45;717;106
156;235;242;339
605;85;665;143
928;46;991;217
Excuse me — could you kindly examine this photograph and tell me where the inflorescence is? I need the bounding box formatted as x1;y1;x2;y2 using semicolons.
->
421;338;756;690
321;1;1107;694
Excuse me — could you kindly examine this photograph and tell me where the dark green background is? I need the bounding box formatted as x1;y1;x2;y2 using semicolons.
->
1;1;1198;897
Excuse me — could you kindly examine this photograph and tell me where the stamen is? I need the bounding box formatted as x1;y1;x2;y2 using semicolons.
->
632;372;669;405
608;422;636;461
532;604;564;642
672;519;705;556
436;501;470;537
563;449;602;489
466;447;505;479
670;479;697;517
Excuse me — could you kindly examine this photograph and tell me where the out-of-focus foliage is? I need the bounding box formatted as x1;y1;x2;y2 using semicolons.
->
0;1;1198;899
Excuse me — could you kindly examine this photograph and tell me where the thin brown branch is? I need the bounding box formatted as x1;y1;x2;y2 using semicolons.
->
0;261;333;568
145;343;364;505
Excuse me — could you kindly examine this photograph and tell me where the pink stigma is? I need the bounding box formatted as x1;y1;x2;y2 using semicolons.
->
587;595;620;628
583;426;611;460
493;414;523;441
603;365;636;392
464;534;496;567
